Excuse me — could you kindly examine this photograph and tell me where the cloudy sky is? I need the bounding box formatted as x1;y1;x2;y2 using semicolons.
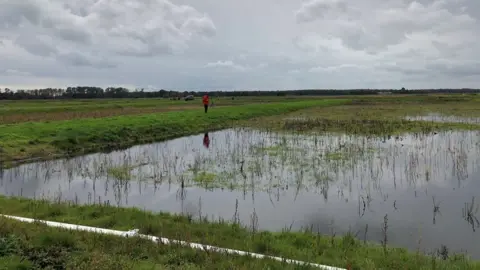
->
0;0;479;91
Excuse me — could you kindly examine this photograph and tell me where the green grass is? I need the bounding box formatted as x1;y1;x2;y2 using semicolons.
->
0;99;347;166
0;96;323;115
0;219;313;270
0;98;175;114
0;96;329;125
0;196;478;269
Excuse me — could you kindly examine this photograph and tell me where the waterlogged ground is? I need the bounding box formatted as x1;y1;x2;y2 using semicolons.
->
406;113;480;124
2;128;480;258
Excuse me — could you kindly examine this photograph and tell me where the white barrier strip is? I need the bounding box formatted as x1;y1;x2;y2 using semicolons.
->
1;214;345;270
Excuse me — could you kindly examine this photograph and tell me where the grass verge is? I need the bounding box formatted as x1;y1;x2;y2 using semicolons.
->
0;218;314;270
0;99;346;166
0;196;478;269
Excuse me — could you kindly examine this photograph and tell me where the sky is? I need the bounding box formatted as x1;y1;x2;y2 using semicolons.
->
0;0;479;91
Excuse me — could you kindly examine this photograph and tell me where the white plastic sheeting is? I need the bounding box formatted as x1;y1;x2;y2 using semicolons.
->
0;214;346;270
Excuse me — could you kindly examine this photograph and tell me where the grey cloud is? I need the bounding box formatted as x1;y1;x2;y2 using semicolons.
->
85;0;217;56
295;0;478;53
14;34;57;57
0;1;42;28
379;63;428;76
309;64;368;73
1;0;480;90
425;60;480;77
376;59;480;78
53;26;92;44
0;1;92;44
57;52;117;69
462;0;480;19
295;0;347;23
204;60;259;72
2;69;31;76
0;0;216;65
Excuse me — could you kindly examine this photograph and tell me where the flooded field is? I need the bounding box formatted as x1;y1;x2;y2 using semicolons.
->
406;113;480;124
1;128;480;258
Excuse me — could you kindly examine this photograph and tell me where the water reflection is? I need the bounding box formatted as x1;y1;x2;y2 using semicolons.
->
203;133;210;149
1;128;480;258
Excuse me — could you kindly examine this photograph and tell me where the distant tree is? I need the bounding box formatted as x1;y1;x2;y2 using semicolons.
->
0;85;478;100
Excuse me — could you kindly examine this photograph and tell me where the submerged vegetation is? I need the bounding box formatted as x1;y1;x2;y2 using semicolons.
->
2;94;480;268
106;165;135;182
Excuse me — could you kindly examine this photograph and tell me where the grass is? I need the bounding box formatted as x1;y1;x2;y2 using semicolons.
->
0;196;479;269
0;96;307;114
0;96;325;124
0;218;311;270
0;99;347;166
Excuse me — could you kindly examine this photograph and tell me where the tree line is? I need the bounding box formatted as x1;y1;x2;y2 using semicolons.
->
1;86;479;100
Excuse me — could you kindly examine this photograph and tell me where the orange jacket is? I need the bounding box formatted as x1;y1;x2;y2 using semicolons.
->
202;95;209;105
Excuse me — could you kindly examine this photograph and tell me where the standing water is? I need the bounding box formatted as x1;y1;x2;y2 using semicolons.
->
1;128;480;258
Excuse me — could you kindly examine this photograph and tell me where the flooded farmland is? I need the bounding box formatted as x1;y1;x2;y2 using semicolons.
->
406;113;480;124
1;128;480;258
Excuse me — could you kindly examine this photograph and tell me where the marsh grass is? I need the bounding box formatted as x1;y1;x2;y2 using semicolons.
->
243;95;480;136
107;166;134;181
190;171;223;189
282;118;447;134
0;196;478;270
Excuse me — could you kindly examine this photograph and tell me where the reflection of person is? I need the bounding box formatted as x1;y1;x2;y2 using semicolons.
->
202;93;209;113
203;133;210;148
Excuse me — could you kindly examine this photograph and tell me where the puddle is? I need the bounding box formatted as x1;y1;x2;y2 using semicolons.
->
2;128;480;258
406;113;480;124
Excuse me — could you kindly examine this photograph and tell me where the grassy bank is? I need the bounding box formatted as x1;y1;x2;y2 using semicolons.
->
0;99;347;166
0;219;308;270
0;196;478;269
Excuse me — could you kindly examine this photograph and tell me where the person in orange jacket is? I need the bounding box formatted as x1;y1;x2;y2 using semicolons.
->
202;93;209;113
